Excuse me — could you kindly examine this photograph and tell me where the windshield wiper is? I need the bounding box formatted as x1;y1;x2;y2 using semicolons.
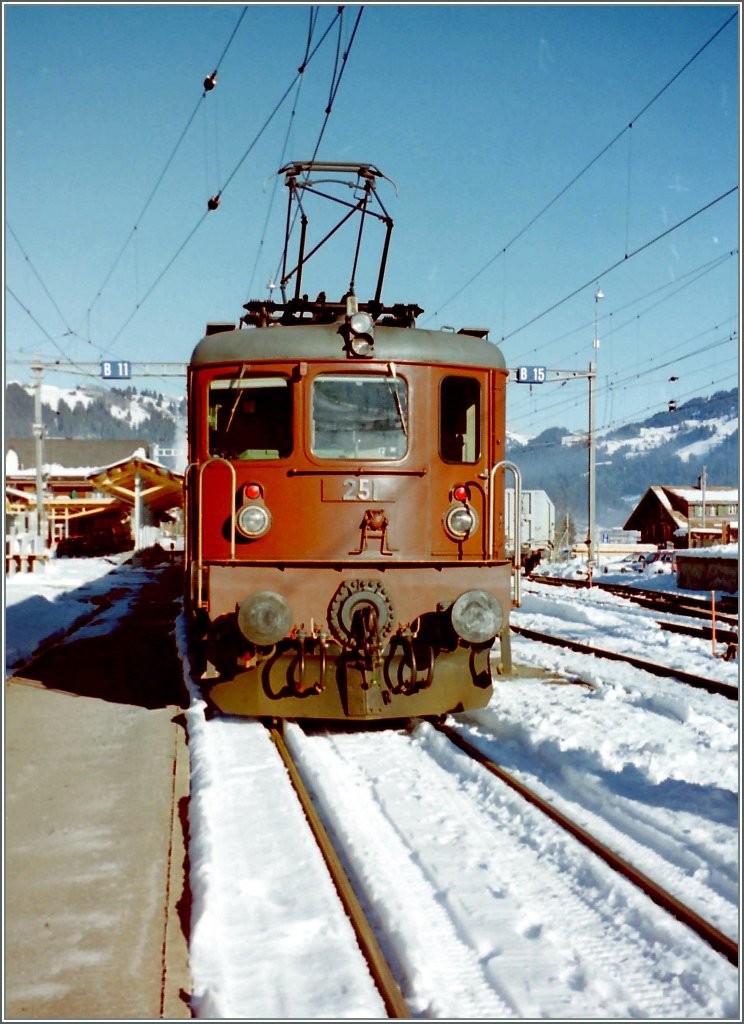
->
225;363;250;433
387;362;408;438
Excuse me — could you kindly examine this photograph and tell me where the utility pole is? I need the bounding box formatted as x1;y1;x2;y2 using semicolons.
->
587;359;597;571
32;354;46;544
586;284;604;572
700;464;707;532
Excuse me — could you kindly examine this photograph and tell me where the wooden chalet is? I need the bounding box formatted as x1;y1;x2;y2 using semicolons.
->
623;485;738;548
5;438;183;551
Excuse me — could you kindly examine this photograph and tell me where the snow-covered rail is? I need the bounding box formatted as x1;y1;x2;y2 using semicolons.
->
433;720;738;966
511;624;738;700
266;723;410;1018
282;720;738;1018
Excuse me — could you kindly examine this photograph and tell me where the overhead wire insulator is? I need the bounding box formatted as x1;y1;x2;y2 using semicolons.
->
203;70;218;92
207;194;221;211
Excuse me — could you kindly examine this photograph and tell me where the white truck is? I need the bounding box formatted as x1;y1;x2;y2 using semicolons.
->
504;488;555;571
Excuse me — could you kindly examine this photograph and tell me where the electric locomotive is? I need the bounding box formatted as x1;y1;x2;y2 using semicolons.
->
185;162;518;720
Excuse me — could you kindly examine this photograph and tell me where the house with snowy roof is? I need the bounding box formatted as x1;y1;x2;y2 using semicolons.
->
5;438;183;555
623;484;738;548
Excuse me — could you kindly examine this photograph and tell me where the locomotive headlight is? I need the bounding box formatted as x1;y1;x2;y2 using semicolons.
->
444;502;478;540
349;334;374;357
451;590;503;644
236;503;271;538
341;305;375;357
349;311;374;336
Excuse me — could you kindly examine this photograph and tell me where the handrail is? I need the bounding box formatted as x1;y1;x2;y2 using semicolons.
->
488;460;522;607
183;461;196;574
195;458;237;607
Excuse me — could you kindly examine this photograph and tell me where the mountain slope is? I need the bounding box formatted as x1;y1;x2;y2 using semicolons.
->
5;382;186;450
506;388;738;527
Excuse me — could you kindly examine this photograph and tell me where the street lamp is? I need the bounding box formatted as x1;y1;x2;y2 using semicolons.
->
587;284;604;574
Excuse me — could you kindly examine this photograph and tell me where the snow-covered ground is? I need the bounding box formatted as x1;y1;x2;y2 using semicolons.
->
4;554;740;1018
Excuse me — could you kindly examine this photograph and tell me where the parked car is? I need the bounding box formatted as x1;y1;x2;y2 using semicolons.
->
604;553;648;573
617;553;647;573
642;550;677;574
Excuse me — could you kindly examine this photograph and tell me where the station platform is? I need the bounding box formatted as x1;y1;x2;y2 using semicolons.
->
4;562;191;1020
4;684;191;1020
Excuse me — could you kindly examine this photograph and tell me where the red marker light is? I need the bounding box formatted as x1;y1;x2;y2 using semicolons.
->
453;485;469;502
245;483;261;500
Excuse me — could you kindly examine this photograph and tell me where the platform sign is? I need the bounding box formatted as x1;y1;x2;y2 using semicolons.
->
100;360;132;380
515;366;546;384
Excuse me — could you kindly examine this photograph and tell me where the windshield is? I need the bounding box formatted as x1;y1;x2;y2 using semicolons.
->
208;376;292;460
311;374;409;460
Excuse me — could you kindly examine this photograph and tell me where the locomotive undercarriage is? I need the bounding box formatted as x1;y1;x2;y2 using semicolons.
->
191;563;513;720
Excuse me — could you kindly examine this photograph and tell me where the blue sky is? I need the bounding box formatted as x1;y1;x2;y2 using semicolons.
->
4;3;740;438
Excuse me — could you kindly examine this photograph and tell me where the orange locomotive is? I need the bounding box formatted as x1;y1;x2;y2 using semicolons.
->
185;163;517;720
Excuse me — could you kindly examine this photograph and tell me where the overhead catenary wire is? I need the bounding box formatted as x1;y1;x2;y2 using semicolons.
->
7;285;112;383
509;364;738;453
101;7;345;354
540;253;738;368
508;321;737;431
7;224;78;341
517;249;737;362
246;6;320;298
309;5;365;160
498;185;737;345
80;5;249;336
510;318;737;422
425;9;738;324
213;6;344;204
268;6;366;292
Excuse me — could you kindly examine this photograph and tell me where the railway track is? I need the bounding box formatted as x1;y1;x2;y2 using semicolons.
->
531;575;739;626
265;722;410;1018
656;617;738;648
431;721;738;968
511;624;738;700
275;719;737;1017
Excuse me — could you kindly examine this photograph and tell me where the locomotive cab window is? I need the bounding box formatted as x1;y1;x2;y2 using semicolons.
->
311;374;408;459
440;376;481;463
208;376;292;460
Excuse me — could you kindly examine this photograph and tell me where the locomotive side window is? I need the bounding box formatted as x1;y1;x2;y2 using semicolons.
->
208;376;292;460
311;374;408;459
440;376;481;463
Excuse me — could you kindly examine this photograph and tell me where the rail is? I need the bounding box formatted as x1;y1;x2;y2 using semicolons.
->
267;724;410;1017
510;624;738;700
433;721;738;967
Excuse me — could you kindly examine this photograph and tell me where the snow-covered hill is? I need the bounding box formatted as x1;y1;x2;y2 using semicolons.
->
5;381;186;465
507;388;738;526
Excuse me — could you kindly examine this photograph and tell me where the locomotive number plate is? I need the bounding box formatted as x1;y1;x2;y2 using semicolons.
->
321;477;396;502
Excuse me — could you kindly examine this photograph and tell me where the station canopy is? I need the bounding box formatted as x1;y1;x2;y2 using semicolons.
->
87;456;184;517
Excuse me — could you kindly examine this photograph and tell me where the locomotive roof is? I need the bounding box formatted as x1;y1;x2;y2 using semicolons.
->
190;323;506;370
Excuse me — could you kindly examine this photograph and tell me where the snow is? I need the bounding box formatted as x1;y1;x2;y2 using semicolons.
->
602;424;679;456
110;403;150;428
677;544;739;560
600;419;739;464
36;383;94;412
4;555;740;1018
676;418;739;462
4;554;134;669
666;487;738;503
